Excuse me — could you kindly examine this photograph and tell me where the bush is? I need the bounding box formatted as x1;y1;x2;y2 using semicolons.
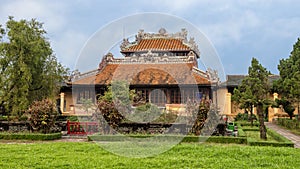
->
127;103;162;123
237;124;246;137
26;99;59;133
234;113;257;122
0;132;62;140
267;128;292;143
276;118;300;130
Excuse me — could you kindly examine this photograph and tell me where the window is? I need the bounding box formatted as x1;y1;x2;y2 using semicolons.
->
77;89;95;104
170;89;181;104
150;89;167;106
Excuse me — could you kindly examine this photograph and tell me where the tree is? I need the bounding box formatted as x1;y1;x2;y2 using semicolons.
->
232;80;256;126
0;17;68;117
275;38;300;120
233;58;270;140
274;98;295;120
93;81;144;134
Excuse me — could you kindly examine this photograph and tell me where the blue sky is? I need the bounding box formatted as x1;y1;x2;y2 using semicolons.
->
1;0;299;77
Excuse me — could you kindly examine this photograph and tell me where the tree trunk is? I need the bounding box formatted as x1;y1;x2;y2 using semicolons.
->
257;103;267;140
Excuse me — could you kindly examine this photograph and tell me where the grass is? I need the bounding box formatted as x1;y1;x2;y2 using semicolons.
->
0;142;299;168
245;131;277;142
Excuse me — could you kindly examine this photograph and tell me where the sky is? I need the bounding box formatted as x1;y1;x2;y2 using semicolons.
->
1;0;300;78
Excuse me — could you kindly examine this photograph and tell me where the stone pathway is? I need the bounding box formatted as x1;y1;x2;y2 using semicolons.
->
265;122;300;148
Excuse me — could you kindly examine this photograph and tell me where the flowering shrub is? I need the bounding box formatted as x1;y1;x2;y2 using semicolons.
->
26;99;58;133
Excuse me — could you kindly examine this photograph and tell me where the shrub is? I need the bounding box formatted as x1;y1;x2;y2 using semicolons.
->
0;132;62;140
267;128;292;143
26;99;58;133
88;135;247;144
276;118;300;130
234;113;257;121
237;124;246;137
127;103;162;123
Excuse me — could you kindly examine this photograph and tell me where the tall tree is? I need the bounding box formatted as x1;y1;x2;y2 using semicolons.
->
275;38;300;119
233;58;270;139
0;17;68;117
232;79;257;126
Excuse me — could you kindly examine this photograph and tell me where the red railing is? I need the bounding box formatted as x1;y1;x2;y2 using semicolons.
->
67;120;99;135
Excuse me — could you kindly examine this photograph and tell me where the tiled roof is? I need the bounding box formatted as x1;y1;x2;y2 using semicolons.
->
72;63;211;85
122;39;191;52
226;75;280;87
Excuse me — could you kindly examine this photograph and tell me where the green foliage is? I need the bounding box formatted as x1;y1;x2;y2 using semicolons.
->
233;58;270;139
234;113;257;122
267;128;293;143
88;135;247;144
26;99;59;133
128;103;162;123
155;112;178;123
274;98;295;119
276;118;300;131
247;137;294;147
79;98;95;113
275;38;300;118
0;17;68;117
0;132;61;140
94;81;148;133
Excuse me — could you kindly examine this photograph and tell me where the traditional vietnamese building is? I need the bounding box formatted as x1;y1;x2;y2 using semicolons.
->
59;28;219;115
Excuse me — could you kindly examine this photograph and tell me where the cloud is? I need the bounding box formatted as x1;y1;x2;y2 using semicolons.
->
0;0;67;32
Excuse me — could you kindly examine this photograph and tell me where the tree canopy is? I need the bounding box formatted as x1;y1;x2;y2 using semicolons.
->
0;17;68;117
274;38;300;118
232;58;270;139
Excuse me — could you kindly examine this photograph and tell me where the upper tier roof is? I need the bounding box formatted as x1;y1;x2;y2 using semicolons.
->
120;28;200;58
121;38;191;52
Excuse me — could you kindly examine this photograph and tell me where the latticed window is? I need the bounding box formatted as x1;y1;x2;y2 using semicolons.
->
170;89;181;104
77;89;95;104
150;89;167;107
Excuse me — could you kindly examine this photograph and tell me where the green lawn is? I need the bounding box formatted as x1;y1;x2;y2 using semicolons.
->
245;131;278;142
0;142;299;169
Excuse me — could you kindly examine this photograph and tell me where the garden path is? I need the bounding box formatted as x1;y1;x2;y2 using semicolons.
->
265;122;300;148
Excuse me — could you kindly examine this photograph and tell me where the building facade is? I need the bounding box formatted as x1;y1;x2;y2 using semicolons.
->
59;28;218;115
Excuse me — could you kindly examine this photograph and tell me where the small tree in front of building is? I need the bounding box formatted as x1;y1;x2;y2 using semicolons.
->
233;58;270;140
232;83;256;126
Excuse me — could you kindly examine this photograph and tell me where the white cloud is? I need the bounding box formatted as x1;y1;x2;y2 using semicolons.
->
0;0;67;32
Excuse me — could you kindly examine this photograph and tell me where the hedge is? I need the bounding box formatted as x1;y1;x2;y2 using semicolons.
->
247;137;294;147
236;121;259;127
267;128;293;143
0;132;62;140
88;135;247;144
276;118;300;130
237;124;294;148
237;124;246;137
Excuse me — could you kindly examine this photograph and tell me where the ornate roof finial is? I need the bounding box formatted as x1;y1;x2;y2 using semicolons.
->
158;28;167;35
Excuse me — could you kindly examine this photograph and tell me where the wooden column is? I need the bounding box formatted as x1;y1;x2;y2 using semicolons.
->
226;92;231;114
60;93;65;113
